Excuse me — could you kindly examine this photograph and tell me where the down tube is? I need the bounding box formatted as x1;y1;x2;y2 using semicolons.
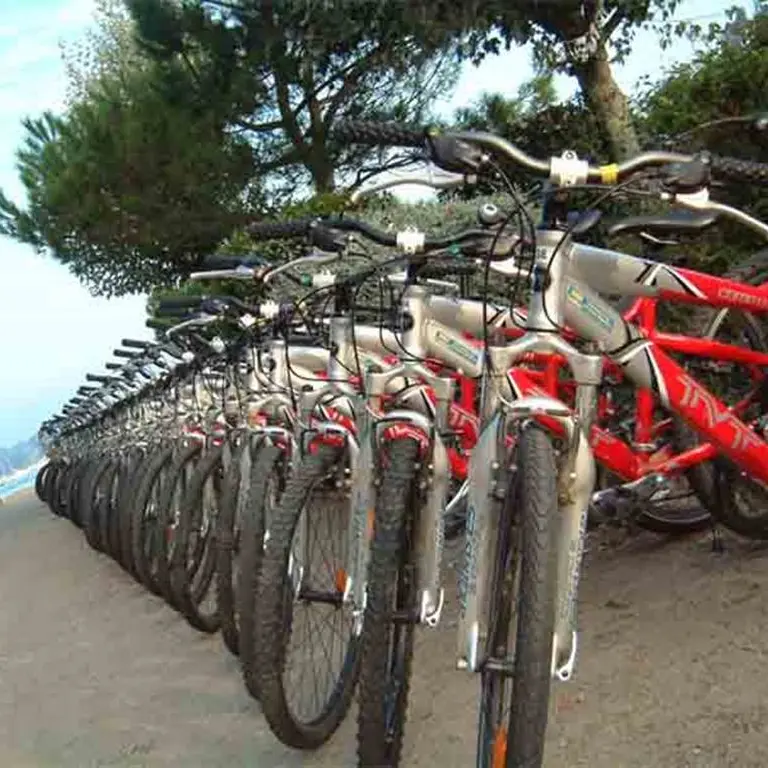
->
562;277;768;485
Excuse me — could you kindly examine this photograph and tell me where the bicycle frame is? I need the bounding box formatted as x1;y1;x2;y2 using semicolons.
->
459;229;768;684
505;284;768;482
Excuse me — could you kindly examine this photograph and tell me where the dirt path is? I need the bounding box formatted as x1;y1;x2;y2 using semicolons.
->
2;491;768;767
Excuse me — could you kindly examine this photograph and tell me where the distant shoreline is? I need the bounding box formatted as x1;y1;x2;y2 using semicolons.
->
0;458;45;485
0;486;34;505
0;461;44;501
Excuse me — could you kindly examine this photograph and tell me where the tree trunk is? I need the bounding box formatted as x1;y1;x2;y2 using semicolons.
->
309;154;335;193
571;42;639;161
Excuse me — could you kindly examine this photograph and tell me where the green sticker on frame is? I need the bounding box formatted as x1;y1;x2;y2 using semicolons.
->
566;284;616;331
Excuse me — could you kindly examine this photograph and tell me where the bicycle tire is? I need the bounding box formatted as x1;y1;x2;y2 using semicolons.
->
673;249;768;538
238;438;285;699
253;443;359;749
169;444;224;633
154;440;203;609
118;446;149;576
131;444;175;595
216;434;251;656
96;458;120;558
80;454;112;551
356;438;422;768
478;424;558;768
35;462;50;502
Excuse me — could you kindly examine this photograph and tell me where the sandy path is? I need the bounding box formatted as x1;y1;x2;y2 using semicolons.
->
2;490;768;767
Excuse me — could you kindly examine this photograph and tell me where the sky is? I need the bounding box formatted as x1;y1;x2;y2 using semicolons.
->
0;0;742;448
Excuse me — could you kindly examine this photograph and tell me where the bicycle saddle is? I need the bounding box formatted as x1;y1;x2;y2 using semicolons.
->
607;208;718;239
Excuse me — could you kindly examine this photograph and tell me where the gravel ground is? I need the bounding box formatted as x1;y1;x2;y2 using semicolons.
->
2;489;768;767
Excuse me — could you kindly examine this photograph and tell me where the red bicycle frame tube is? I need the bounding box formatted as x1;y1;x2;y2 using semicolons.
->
507;269;768;483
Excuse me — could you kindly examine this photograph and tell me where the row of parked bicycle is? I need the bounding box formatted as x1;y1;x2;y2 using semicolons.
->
36;118;768;766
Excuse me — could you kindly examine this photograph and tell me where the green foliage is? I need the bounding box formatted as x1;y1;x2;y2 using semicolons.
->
455;74;610;165
636;5;768;263
61;0;147;106
0;60;256;296
125;0;459;199
638;6;768;153
330;0;685;158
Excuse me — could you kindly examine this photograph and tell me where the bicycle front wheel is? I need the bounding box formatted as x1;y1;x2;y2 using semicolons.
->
356;437;423;767
477;423;558;768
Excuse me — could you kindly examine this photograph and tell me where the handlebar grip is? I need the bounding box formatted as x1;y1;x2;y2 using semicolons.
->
246;219;313;241
105;362;122;370
333;120;428;148
154;306;198;319
77;386;96;395
86;374;111;383
146;317;173;331
161;341;185;359
121;338;152;349
419;263;479;279
113;349;139;359
201;253;267;269
157;294;204;310
708;154;768;186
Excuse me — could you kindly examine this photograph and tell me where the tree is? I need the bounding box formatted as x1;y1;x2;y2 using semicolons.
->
0;0;461;297
636;3;768;270
125;0;460;199
60;0;147;106
455;74;610;167
0;61;257;296
322;0;686;160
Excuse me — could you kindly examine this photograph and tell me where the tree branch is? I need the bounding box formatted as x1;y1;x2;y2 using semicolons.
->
233;116;286;133
600;7;626;40
320;44;392;129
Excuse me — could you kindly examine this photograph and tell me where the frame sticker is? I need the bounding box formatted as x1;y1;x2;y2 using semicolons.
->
566;284;616;331
434;328;481;366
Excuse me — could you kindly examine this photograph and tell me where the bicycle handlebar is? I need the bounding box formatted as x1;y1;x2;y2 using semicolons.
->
146;317;174;331
200;253;268;270
121;338;152;349
707;153;768;186
156;295;204;313
333;120;768;188
245;214;501;256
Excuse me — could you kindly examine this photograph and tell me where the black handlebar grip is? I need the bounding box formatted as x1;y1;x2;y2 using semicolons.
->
161;341;185;359
105;362;123;370
113;349;139;358
708;154;768;186
146;317;172;331
419;263;479;279
156;294;204;310
154;307;197;320
333;120;428;148
246;219;313;241
77;386;96;395
200;253;267;269
156;294;204;309
121;338;152;349
86;374;111;383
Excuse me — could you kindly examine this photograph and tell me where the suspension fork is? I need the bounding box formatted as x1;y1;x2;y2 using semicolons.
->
457;339;600;680
342;363;454;628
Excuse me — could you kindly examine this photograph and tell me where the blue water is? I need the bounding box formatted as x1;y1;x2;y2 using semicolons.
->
0;464;40;500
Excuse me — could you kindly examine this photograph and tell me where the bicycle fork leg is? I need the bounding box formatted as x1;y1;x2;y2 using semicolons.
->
551;384;597;681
